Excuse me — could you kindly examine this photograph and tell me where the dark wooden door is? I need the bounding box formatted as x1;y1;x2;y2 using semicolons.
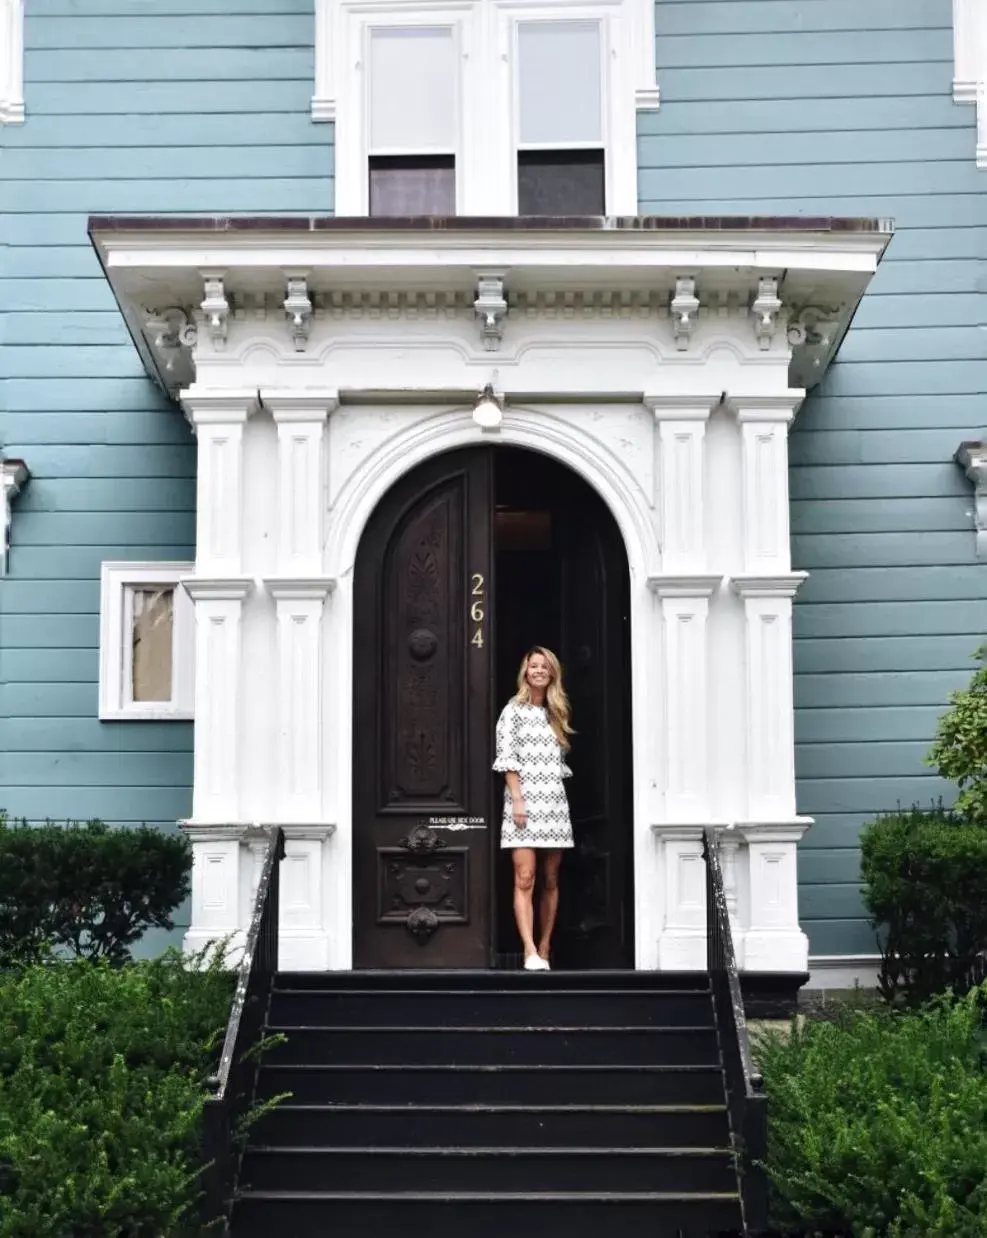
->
353;448;494;968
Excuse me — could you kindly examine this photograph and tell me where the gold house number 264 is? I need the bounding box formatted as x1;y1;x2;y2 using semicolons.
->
470;573;485;648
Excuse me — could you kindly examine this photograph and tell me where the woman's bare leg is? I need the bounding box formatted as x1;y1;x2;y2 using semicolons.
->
512;848;538;958
537;851;563;961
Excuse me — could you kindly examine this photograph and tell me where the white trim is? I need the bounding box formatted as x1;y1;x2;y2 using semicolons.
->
953;0;987;167
314;0;656;213
955;441;987;557
1;459;28;576
805;955;881;991
98;562;195;721
0;0;24;124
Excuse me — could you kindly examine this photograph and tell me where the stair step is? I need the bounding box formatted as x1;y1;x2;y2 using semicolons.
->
230;1189;744;1237
268;988;713;1027
256;1062;727;1105
253;1103;731;1148
265;1025;719;1066
238;1146;738;1194
275;970;711;992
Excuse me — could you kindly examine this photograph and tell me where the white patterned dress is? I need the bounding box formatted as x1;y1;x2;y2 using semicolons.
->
493;700;574;850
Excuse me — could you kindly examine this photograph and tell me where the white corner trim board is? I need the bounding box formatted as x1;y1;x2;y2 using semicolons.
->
0;0;24;123
953;0;987;167
98;561;196;721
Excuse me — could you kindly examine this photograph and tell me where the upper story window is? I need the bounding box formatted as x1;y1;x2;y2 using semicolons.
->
516;20;606;214
314;0;659;216
367;25;459;215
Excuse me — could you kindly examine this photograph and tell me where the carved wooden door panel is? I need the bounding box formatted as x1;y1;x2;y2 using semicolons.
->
353;448;494;968
554;486;633;969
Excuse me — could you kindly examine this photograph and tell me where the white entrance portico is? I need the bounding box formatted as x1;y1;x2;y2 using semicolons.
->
90;215;892;984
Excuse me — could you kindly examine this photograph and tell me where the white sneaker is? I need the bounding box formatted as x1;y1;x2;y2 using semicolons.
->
523;954;548;971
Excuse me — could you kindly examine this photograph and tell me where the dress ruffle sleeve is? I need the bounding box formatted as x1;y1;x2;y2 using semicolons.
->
561;759;573;779
492;702;521;772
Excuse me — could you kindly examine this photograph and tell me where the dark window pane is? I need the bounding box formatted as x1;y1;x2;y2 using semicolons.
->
369;155;455;217
517;149;605;216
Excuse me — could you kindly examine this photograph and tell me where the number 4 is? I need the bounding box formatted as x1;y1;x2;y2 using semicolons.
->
471;629;484;648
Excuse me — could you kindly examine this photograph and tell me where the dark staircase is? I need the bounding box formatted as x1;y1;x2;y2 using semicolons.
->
229;968;746;1237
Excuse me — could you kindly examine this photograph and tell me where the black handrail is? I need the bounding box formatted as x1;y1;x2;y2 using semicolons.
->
199;826;285;1232
703;827;769;1235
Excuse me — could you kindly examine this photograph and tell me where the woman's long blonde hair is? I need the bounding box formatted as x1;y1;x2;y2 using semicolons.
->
514;646;574;750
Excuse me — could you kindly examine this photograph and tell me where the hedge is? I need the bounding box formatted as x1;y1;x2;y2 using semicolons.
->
0;814;191;966
0;952;233;1238
757;985;987;1238
860;806;987;1006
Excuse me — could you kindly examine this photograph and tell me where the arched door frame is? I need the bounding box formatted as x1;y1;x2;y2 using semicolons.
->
320;405;663;969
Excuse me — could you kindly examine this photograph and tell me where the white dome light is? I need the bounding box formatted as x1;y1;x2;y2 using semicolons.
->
472;383;503;429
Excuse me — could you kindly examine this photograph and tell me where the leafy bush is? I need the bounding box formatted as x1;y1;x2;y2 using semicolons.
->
0;951;233;1238
0;814;191;966
758;985;987;1237
860;806;987;1006
926;645;987;820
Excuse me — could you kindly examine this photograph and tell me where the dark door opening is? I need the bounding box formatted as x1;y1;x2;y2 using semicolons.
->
352;445;632;969
493;448;633;969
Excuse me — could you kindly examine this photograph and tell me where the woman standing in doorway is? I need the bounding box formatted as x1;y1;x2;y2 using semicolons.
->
493;647;575;971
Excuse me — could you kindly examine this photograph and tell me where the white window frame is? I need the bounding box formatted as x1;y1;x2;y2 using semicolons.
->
0;0;25;124
953;0;987;168
313;0;657;215
99;561;195;721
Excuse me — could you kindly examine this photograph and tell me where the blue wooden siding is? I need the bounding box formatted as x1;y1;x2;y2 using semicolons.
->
0;0;333;948
642;0;987;959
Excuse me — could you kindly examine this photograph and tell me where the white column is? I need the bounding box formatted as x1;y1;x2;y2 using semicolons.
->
729;392;803;576
646;395;719;574
652;824;707;971
741;824;809;974
728;392;811;976
183;825;244;958
261;389;338;578
649;575;721;822
264;580;334;822
183;579;253;822
181;387;257;577
731;575;805;822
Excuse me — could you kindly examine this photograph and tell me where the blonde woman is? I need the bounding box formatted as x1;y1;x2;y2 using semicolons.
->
493;646;575;971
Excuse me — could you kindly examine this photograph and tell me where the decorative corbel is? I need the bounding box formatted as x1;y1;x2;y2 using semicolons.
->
670;277;699;350
750;277;782;350
2;458;28;576
200;273;229;349
955;441;987;557
474;275;508;351
145;307;196;376
283;274;313;352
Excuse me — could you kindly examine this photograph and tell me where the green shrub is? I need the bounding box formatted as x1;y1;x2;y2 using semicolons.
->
757;985;987;1237
0;951;233;1238
860;806;987;1006
926;645;987;820
0;814;191;966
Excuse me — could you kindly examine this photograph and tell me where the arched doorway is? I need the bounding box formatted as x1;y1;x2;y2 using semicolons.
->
352;445;632;969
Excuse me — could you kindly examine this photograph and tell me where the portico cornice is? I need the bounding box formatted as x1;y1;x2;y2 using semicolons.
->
89;215;892;400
